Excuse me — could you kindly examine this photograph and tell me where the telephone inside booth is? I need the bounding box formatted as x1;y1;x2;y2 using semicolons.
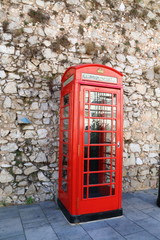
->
58;64;123;223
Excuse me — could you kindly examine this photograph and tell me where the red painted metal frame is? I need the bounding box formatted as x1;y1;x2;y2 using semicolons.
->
58;64;123;217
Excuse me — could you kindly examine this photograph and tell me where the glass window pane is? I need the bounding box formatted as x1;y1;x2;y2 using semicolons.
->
90;119;102;130
113;120;116;131
90;132;99;144
90;92;100;103
62;181;67;192
113;94;117;105
89;185;110;198
63;106;69;118
112;146;116;157
106;159;111;170
83;187;87;199
90;146;111;158
89;159;98;171
89;172;111;185
62;156;68;166
106;172;111;183
84;146;88;158
84;160;88;172
62;169;67;180
112;133;116;143
106;146;111;155
90;105;112;118
63;94;69;105
63;131;68;142
85;91;89;103
89;159;111;171
112;172;116;183
90;92;112;104
84;132;88;144
106;132;112;143
90;132;111;144
113;107;116;118
90;119;112;131
84;174;87;185
63;144;68;155
111;184;115;195
85;105;89;117
84;119;89;130
112;159;116;170
63;119;69;130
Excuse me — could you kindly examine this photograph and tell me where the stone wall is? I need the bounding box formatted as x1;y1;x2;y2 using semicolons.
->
0;0;160;204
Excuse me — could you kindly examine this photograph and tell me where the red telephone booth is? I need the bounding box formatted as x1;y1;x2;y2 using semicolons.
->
58;64;123;223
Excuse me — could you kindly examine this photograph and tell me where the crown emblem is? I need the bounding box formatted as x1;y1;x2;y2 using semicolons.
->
97;68;104;74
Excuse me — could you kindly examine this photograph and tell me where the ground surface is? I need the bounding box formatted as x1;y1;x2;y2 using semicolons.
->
0;189;160;240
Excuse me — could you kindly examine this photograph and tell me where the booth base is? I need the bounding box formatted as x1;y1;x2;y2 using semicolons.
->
57;199;123;223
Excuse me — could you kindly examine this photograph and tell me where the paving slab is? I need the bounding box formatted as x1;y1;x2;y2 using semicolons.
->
25;225;58;240
124;230;158;240
0;206;19;220
87;226;125;240
81;219;108;231
0;235;26;240
45;209;65;222
18;203;40;210
54;224;92;240
147;188;158;196
136;217;160;239
106;216;143;236
0;217;23;240
123;205;149;221
40;201;58;210
122;192;133;200
124;196;154;210
128;190;158;206
50;218;73;232
19;205;48;229
141;207;160;221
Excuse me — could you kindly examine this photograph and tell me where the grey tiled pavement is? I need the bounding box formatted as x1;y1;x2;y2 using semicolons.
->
0;189;160;240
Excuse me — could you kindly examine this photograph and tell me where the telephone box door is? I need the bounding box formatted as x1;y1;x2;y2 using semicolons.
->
77;86;123;215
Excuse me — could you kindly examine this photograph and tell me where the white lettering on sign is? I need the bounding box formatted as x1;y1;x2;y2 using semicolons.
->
82;73;117;84
63;75;74;87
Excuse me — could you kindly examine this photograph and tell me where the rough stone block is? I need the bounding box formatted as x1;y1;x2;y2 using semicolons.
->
3;82;17;94
24;166;38;175
0;170;14;183
130;143;141;153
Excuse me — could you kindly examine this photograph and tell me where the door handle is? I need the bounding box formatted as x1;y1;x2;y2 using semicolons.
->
117;141;120;148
